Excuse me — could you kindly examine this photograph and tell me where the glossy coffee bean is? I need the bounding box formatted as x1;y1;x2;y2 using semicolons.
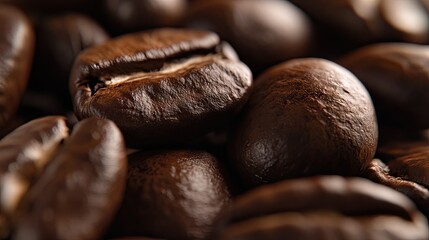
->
0;117;127;240
110;150;231;240
104;0;186;34
340;43;429;129
186;0;314;71
70;28;252;147
212;176;429;240
0;4;34;130
230;58;377;186
30;13;109;107
379;0;429;43
288;0;385;44
0;116;69;238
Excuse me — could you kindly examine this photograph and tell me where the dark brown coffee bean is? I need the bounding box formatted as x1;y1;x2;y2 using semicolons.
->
0;116;69;238
0;4;34;130
186;0;314;71
379;0;429;43
365;159;429;217
10;117;127;240
30;13;109;107
377;131;429;162
212;176;429;240
110;150;231;240
70;28;252;147
289;0;386;44
104;0;186;34
340;43;429;129
389;150;429;188
229;58;377;186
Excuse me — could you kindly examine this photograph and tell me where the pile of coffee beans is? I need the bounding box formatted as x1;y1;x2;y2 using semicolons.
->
1;0;429;239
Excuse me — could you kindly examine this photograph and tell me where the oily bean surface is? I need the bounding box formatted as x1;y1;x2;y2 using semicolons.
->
341;43;429;129
0;5;34;130
12;117;127;240
0;116;69;238
70;28;252;147
213;176;429;240
230;58;377;186
110;150;231;240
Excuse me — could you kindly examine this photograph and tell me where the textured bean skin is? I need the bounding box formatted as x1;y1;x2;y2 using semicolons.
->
12;118;127;240
365;131;429;216
213;176;429;240
0;5;34;130
70;28;252;147
341;43;429;129
230;58;377;186
365;159;429;217
110;150;231;240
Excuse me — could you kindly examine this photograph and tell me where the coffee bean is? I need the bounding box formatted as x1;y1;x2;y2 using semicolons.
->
0;4;34;131
379;0;429;43
104;0;186;34
229;58;377;186
0;117;127;240
70;28;252;148
30;13;109;107
377;130;429;161
110;150;231;240
363;130;429;216
212;176;429;240
340;43;429;129
289;0;386;44
0;116;69;238
365;159;429;217
185;0;314;71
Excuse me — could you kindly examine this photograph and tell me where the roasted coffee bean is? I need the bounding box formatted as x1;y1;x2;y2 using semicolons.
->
212;176;429;240
110;150;231;240
365;159;429;217
377;130;429;162
379;0;429;43
186;0;314;71
0;117;127;240
229;58;377;186
0;116;69;238
0;4;34;130
340;43;429;129
104;0;186;34
30;13;109;107
288;0;385;45
70;28;252;147
364;130;429;215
